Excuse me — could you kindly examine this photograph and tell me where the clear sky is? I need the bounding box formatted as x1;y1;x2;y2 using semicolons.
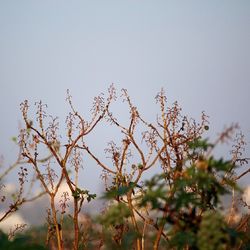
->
0;1;250;192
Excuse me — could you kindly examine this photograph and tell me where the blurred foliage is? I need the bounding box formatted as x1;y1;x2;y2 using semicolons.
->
0;230;48;250
72;188;96;202
97;203;131;227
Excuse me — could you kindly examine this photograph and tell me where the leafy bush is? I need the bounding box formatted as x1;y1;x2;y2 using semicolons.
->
0;230;47;250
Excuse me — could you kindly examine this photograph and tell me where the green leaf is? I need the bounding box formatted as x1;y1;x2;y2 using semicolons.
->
188;138;213;151
97;203;131;227
103;182;136;199
11;136;18;143
87;193;96;202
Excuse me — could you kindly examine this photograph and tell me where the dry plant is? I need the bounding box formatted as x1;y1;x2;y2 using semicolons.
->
0;136;46;237
16;85;115;250
0;85;249;250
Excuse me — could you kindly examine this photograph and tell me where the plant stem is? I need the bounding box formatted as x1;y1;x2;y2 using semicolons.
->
51;195;63;250
73;197;79;250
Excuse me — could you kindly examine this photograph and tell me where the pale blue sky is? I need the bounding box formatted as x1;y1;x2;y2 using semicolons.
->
0;1;250;192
